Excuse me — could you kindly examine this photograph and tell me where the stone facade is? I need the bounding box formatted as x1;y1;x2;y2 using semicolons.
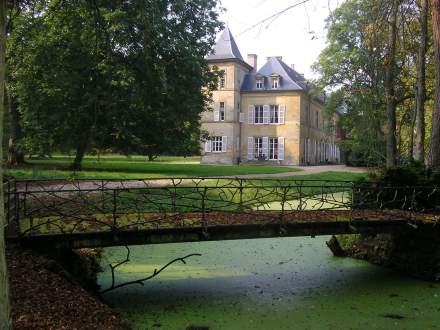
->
201;28;340;166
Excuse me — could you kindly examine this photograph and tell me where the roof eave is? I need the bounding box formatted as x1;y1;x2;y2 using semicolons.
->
207;58;253;71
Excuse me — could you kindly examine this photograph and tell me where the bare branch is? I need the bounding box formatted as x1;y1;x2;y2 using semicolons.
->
101;248;202;294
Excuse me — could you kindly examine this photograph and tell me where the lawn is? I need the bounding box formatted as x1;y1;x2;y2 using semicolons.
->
6;155;300;179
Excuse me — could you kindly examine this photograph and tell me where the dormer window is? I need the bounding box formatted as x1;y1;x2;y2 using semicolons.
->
256;78;263;89
271;77;279;89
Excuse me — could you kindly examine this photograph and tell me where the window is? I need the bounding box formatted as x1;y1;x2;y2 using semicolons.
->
254;105;264;124
254;137;263;159
220;102;225;121
271;77;279;89
269;138;279;160
256;79;263;89
220;73;225;89
212;136;223;152
270;105;279;124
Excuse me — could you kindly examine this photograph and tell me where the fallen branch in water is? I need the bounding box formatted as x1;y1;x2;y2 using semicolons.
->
101;246;201;294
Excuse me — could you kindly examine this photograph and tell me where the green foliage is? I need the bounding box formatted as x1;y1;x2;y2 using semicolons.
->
314;0;434;165
355;163;440;211
8;0;223;165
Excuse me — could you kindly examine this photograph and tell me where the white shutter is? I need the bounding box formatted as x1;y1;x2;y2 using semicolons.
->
262;137;269;160
222;136;227;152
239;112;244;123
204;140;212;153
247;137;254;160
278;137;285;160
214;110;220;122
279;105;285;124
248;105;255;124
263;105;270;124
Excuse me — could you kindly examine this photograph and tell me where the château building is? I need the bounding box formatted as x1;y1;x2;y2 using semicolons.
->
201;27;341;165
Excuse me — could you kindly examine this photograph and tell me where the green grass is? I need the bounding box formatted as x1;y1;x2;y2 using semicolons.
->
6;156;301;180
41;154;201;163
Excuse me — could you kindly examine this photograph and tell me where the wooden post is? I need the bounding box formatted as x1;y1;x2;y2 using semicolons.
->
0;0;12;327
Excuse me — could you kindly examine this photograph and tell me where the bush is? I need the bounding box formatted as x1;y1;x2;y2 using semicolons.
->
353;162;440;213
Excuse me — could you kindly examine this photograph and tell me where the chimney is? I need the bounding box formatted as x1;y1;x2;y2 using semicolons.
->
247;54;257;72
266;56;283;61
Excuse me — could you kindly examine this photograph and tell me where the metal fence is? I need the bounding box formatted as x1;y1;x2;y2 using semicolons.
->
4;178;440;237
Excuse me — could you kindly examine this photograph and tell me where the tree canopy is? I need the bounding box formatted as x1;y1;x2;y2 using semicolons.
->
7;0;223;168
314;0;435;166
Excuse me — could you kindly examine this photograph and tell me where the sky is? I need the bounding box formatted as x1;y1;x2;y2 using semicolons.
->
218;0;343;78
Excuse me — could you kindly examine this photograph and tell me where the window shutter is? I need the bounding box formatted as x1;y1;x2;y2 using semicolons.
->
239;112;244;123
222;136;227;152
262;137;269;159
279;105;285;124
214;110;220;122
204;140;212;153
263;105;270;124
278;137;285;160
247;137;254;160
248;105;255;124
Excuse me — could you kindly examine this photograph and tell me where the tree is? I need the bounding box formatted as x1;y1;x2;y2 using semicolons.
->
8;0;222;168
0;0;12;327
385;0;398;167
429;0;440;167
414;0;429;162
108;0;222;160
315;0;430;166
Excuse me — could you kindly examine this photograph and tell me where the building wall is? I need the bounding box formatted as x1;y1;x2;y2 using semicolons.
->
299;97;340;165
201;61;341;166
240;92;301;165
201;61;249;164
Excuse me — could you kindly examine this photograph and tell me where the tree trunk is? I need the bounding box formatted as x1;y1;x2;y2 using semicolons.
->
409;104;416;159
415;0;429;163
385;0;398;168
6;85;24;165
72;128;91;171
429;0;440;167
0;0;12;327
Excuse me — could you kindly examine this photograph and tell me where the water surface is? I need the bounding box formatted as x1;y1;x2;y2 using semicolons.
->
99;237;440;330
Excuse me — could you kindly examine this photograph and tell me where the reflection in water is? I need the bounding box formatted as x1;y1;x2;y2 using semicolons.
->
99;237;440;330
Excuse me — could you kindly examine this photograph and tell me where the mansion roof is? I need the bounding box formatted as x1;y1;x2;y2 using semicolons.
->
208;28;316;95
207;26;244;62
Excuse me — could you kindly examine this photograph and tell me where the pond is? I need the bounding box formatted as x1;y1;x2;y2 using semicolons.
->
99;237;440;330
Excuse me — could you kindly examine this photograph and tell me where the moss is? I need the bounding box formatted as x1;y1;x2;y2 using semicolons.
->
336;234;362;250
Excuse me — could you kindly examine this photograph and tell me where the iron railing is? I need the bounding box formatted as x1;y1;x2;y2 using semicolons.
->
4;178;440;237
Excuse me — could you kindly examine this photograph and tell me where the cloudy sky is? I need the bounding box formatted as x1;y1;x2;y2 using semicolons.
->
218;0;343;78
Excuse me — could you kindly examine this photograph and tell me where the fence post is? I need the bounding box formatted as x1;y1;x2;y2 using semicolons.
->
201;187;208;232
238;179;244;211
280;186;288;224
112;189;118;230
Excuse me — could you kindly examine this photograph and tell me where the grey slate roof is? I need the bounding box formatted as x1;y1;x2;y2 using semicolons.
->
207;26;244;61
241;56;311;92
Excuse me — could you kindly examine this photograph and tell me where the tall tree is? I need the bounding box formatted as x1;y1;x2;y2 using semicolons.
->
415;0;429;162
0;0;12;327
385;0;398;167
9;0;222;167
429;0;440;167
